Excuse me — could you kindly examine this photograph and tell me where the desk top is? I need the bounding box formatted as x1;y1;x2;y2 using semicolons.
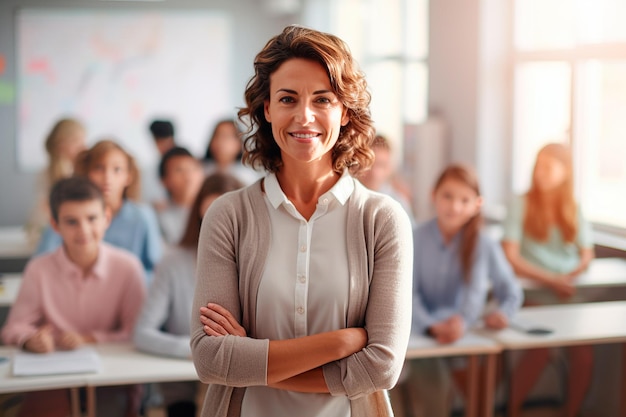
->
0;342;198;394
0;227;34;259
406;333;501;359
478;300;626;350
88;343;198;387
520;257;626;291
0;274;22;307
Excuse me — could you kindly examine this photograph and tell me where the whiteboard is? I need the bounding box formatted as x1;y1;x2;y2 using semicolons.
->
17;9;233;170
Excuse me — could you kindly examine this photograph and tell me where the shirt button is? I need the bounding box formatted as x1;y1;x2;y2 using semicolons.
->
297;307;305;315
300;245;307;252
298;275;306;283
323;198;329;204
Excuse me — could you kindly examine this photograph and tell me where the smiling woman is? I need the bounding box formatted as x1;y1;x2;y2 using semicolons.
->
190;25;414;417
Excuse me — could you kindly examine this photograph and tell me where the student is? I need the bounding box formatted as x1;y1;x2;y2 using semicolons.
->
502;143;594;417
358;134;415;223
203;118;262;185
156;146;204;245
2;177;146;417
35;140;162;278
26;117;87;243
134;172;243;417
149;119;176;156
145;119;176;209
404;164;522;416
191;25;413;417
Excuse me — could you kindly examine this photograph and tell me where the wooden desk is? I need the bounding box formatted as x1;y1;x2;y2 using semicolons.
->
520;258;626;291
0;346;88;394
85;343;197;417
479;301;626;417
480;301;626;349
0;345;87;417
406;333;501;417
0;343;198;417
0;274;22;307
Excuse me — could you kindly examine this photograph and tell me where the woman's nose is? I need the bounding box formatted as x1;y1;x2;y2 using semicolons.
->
294;102;315;124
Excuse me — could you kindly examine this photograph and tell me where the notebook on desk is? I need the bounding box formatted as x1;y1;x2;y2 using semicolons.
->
13;347;102;376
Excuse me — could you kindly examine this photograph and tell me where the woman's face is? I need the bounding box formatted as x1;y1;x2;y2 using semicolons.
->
533;152;568;192
210;123;242;165
263;58;349;167
432;178;482;234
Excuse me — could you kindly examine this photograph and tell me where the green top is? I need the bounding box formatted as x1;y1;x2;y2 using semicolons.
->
503;195;593;273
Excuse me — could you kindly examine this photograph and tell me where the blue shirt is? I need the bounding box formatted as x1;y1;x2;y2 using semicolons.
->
35;200;162;278
412;218;523;334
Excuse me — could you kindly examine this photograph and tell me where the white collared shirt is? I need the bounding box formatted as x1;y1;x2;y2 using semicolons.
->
241;171;353;417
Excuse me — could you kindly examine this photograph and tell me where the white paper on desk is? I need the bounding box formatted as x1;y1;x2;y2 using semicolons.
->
13;347;102;376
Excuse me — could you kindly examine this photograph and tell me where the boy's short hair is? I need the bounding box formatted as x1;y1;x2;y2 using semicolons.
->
49;177;104;223
159;146;195;179
149;120;175;140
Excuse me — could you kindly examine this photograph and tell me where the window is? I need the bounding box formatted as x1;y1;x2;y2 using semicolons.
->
512;0;626;228
316;0;429;150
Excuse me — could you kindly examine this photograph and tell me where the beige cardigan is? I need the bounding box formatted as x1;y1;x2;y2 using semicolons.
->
190;178;413;417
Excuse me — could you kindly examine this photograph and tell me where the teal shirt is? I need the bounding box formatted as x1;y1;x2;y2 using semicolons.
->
502;195;593;273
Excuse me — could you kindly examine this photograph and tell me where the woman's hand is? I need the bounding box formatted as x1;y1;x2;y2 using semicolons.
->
200;303;247;337
484;311;508;330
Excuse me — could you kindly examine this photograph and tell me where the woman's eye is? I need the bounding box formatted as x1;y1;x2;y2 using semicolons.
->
279;96;295;104
316;97;331;104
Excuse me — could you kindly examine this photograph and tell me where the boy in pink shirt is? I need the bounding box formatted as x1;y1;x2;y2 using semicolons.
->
2;176;146;416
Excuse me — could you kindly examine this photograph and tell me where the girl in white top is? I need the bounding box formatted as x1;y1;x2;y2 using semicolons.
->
134;173;243;417
191;25;413;417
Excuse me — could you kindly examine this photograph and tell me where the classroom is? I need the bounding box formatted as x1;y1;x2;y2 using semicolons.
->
1;0;626;416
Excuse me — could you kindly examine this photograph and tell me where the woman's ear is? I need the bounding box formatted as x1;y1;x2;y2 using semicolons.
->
341;108;349;126
264;100;271;123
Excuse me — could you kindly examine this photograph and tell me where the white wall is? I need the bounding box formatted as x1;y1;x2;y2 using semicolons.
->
0;0;293;226
428;0;512;211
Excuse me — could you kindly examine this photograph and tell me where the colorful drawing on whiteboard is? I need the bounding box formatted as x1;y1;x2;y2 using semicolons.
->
17;9;233;171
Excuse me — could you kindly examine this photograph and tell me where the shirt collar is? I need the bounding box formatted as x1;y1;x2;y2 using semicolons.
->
54;243;109;281
264;169;354;210
427;217;462;250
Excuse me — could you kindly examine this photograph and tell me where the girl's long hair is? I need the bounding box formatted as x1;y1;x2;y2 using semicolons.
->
524;143;577;242
45;118;85;184
434;164;483;282
179;173;244;249
74;139;141;201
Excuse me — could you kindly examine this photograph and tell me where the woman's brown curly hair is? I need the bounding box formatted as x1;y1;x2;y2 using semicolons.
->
238;25;376;175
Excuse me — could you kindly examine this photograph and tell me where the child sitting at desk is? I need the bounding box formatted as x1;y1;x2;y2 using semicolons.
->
502;143;594;417
404;164;522;416
134;172;243;417
156;146;204;245
2;176;146;417
35;139;162;278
